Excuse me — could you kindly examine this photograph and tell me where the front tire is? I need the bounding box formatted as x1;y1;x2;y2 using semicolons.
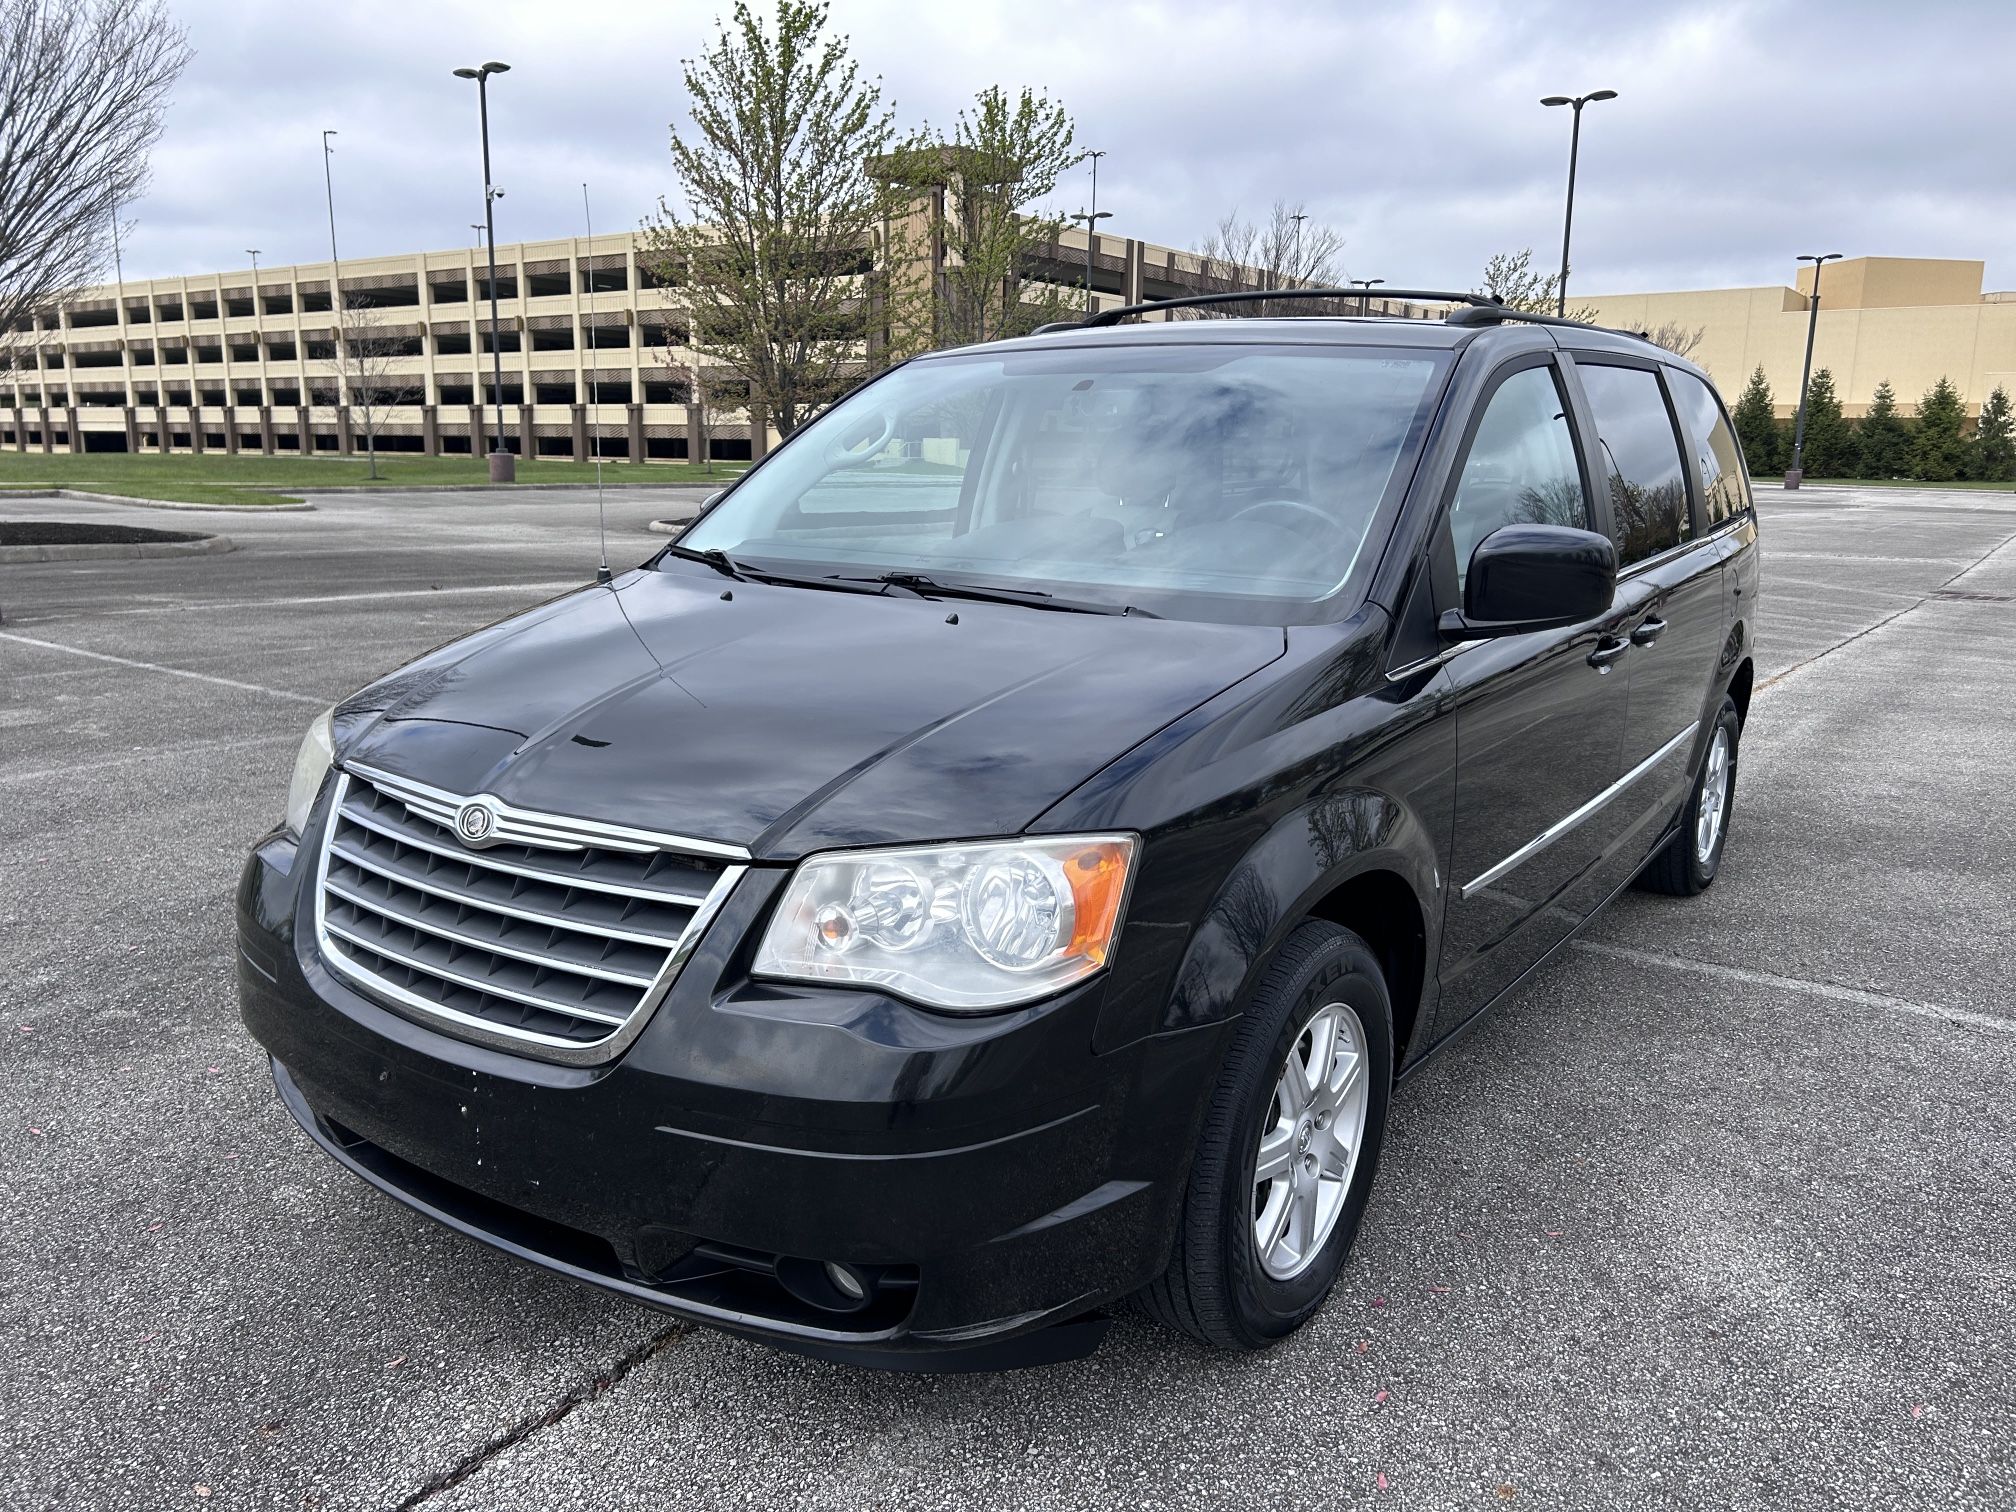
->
1139;921;1393;1350
1638;696;1740;896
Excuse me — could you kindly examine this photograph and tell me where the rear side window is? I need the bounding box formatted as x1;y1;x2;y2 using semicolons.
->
1669;370;1752;525
1445;365;1589;590
1578;363;1691;567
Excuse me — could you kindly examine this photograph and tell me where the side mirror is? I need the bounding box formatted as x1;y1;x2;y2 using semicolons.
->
701;489;725;509
1439;523;1616;640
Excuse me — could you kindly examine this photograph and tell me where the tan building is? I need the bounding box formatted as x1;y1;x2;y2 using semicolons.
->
1580;257;2016;419
0;221;1430;463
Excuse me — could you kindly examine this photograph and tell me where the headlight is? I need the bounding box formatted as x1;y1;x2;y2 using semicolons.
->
754;835;1137;1011
284;706;337;837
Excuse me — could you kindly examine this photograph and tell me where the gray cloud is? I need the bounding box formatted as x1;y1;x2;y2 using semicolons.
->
125;0;2016;298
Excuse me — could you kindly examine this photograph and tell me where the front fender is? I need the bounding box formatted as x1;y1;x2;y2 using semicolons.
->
1159;789;1440;1045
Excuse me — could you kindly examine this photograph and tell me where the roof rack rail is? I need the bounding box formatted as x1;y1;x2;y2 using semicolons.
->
1032;286;1643;340
1035;286;1504;333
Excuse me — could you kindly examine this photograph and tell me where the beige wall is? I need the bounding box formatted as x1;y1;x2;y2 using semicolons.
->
1583;258;2016;419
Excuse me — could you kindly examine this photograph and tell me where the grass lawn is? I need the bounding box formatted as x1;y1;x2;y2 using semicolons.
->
1805;476;2016;491
0;451;746;507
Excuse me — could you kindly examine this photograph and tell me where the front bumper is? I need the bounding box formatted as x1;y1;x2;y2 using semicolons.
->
238;831;1224;1369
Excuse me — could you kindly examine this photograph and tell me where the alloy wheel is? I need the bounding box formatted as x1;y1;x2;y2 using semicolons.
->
1252;1001;1371;1281
1695;727;1731;864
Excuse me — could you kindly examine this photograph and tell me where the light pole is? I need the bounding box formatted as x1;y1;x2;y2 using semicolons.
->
1785;251;1843;490
470;223;484;249
247;249;268;412
321;130;346;451
1079;149;1107;314
1350;276;1384;317
1072;209;1113;314
1540;89;1617;316
1288;212;1308;286
454;60;514;482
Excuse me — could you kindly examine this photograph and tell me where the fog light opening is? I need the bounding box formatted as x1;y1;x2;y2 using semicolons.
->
825;1260;867;1302
774;1255;877;1314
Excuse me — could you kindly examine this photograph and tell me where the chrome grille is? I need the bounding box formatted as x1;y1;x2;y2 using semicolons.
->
312;764;746;1063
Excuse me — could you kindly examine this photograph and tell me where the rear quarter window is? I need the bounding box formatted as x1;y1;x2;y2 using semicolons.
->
1669;370;1753;526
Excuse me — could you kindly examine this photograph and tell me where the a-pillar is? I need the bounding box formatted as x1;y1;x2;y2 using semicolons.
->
570;403;587;461
421;405;439;456
685;402;704;466
748;401;769;461
627;403;644;464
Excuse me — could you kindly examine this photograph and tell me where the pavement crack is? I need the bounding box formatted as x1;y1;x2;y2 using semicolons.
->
390;1324;687;1510
1754;524;2016;696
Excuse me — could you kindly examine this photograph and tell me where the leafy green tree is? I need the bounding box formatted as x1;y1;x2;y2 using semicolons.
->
1731;365;1782;474
639;0;915;436
880;86;1078;353
1969;384;2014;482
1855;380;1911;479
1795;368;1856;478
1911;376;1968;482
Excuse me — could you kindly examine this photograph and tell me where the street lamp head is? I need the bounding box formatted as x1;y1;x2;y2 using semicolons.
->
1541;95;1572;107
1800;251;1844;263
1587;88;1619;102
452;67;480;78
481;61;510;74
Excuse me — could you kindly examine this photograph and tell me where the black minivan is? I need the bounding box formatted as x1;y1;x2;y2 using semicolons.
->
238;290;1760;1369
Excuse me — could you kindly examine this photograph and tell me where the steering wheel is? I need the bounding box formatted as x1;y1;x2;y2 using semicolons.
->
1229;498;1338;536
827;411;896;467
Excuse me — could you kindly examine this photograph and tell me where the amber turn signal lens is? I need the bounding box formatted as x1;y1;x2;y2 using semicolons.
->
1064;839;1133;966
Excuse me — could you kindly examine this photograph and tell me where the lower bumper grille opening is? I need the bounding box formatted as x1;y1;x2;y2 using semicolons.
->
310;1102;918;1337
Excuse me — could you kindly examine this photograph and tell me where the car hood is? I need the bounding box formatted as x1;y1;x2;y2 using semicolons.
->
339;566;1285;857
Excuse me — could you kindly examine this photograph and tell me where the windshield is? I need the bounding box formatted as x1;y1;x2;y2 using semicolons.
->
679;342;1449;622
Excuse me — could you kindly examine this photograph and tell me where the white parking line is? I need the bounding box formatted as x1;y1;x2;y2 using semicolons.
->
80;580;588;617
0;731;301;784
1572;940;2015;1036
0;631;328;705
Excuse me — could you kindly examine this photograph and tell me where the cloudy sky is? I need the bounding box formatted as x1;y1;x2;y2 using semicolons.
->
126;0;2015;297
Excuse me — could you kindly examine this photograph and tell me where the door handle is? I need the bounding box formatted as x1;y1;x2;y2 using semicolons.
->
1630;616;1668;646
1588;635;1630;670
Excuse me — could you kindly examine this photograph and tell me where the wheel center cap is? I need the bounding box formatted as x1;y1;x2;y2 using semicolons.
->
1296;1120;1313;1154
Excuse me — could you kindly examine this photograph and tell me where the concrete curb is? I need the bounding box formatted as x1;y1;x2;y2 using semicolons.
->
296;480;732;495
646;518;699;535
0;533;235;563
0;488;312;513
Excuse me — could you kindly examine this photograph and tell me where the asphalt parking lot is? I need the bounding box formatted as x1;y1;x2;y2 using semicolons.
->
4;481;2013;1510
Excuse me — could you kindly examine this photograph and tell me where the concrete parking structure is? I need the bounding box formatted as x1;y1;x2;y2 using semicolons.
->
2;484;2012;1509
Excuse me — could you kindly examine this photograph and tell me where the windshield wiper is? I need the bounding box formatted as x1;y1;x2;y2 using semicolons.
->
829;570;1159;618
662;543;746;581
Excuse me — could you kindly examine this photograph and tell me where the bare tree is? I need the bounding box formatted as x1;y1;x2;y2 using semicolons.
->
1476;248;1601;323
330;306;423;480
638;0;913;438
1642;319;1706;359
0;1;190;343
1184;202;1348;317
